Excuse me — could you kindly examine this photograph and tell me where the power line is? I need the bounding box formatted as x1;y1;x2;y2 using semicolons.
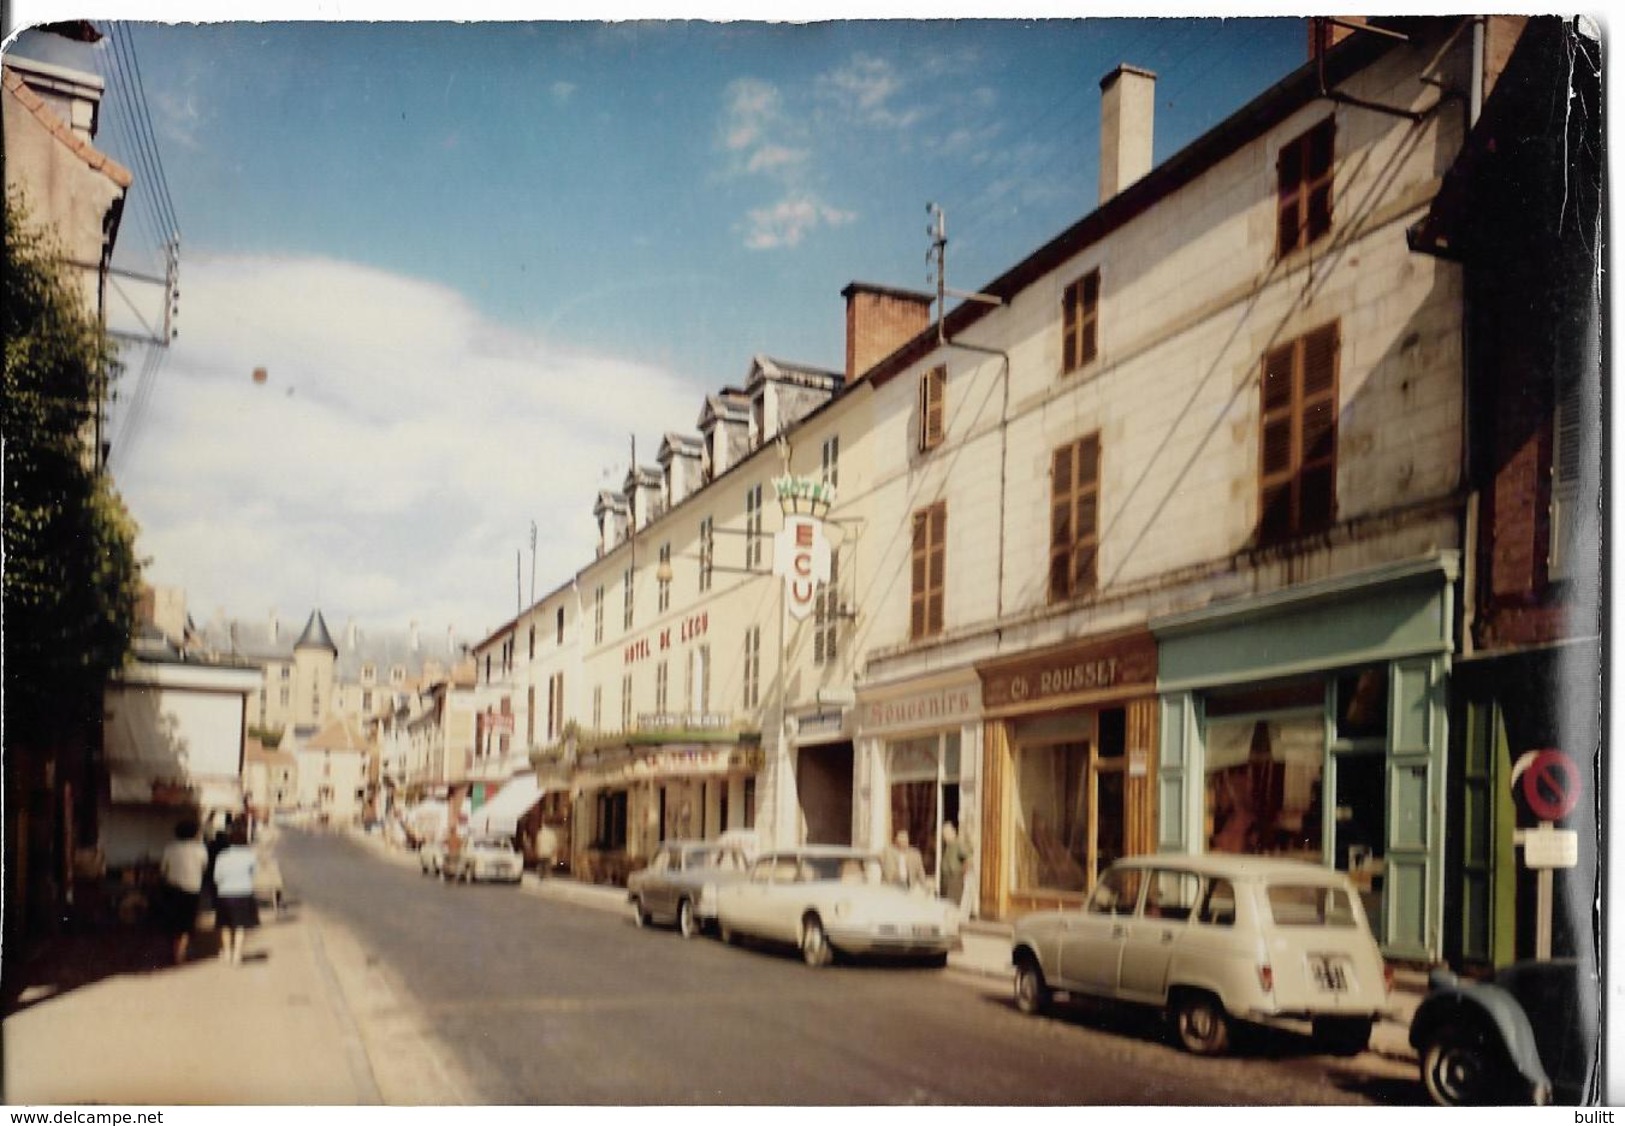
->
116;23;182;240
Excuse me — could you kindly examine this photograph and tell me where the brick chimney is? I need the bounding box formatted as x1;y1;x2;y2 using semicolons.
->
842;283;933;382
1098;64;1156;203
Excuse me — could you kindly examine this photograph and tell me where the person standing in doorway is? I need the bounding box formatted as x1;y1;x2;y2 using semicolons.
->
158;820;208;964
940;821;971;908
882;829;927;891
211;823;260;965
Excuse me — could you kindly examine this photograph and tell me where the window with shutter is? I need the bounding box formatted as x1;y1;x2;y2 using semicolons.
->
910;502;947;640
1062;268;1100;374
1548;373;1585;580
919;367;946;451
1049;433;1101;601
1277;118;1335;258
1258;322;1339;544
814;553;840;665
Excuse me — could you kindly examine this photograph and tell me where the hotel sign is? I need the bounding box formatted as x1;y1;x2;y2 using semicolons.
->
979;630;1157;713
772;476;835;622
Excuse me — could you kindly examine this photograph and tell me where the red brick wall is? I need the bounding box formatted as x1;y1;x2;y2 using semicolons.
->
845;287;931;381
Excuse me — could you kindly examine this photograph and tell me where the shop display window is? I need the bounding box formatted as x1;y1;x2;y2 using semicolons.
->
1204;711;1324;861
1014;741;1091;893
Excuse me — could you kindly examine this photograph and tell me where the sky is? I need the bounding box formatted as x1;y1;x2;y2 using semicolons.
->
6;11;1315;643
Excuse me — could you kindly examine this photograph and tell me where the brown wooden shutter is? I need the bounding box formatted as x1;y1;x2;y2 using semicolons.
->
920;366;946;450
1050;435;1101;601
910;510;929;638
927;502;946;635
1080;270;1100;366
1049;445;1074;600
1062;280;1080;372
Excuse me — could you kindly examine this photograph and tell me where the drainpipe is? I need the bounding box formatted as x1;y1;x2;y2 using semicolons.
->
1459;16;1485;658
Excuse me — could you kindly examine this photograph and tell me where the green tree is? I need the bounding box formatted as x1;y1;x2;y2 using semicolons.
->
3;186;143;741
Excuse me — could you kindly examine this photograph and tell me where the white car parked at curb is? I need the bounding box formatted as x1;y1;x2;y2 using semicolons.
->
715;846;961;968
1012;854;1393;1056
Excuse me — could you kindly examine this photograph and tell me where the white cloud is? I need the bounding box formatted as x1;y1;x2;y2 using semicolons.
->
742;194;856;251
745;144;809;175
818;53;923;130
108;254;702;641
720;78;783;154
551;81;577;103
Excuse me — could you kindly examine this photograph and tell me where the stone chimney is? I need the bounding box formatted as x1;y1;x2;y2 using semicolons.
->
1098;64;1156;203
842;283;933;381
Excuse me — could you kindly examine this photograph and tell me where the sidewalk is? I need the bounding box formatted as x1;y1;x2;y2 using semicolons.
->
3;907;381;1105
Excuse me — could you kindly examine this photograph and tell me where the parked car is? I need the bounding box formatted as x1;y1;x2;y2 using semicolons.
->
444;837;524;884
628;838;755;938
1409;958;1599;1106
714;846;961;968
1011;854;1393;1056
418;840;447;876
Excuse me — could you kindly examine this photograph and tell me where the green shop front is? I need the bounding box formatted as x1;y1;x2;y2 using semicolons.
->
1151;554;1457;962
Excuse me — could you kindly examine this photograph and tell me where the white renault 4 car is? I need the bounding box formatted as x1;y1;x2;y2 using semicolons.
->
1012;854;1392;1056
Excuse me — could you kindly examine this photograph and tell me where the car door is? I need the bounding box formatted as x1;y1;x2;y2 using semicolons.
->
1057;864;1143;995
1117;868;1201;1002
729;854;788;937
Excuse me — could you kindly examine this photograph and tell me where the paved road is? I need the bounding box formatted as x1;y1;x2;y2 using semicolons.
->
279;830;1421;1106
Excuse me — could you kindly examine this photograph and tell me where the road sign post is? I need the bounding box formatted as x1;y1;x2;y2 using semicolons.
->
1510;749;1583;960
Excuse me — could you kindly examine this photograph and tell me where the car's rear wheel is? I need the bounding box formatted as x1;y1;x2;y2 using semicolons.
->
801;915;833;968
1014;955;1051;1015
631;897;650;928
1311;1016;1373;1057
1421;1028;1510;1106
677;898;700;939
1171;990;1231;1056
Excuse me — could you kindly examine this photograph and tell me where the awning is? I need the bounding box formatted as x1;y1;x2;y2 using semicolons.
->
467;774;547;837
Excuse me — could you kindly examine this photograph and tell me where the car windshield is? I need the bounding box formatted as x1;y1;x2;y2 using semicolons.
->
799;855;884;885
1265;883;1357;927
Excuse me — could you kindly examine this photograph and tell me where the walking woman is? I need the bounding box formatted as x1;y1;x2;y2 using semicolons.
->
211;823;260;965
158;820;208;964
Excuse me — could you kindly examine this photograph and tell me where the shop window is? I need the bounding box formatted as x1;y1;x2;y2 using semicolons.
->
1205;711;1324;861
1277;117;1335;257
1049;433;1101;601
595;790;628;850
919;366;946;451
910;501;947;640
1014;741;1091;893
1062;268;1100;374
1259;322;1339;544
1335;668;1388;741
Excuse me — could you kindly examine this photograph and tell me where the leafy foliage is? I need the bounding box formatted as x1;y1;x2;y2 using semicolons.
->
3;187;143;740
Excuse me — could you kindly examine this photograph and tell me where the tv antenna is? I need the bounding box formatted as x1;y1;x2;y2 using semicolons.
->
926;203;1002;344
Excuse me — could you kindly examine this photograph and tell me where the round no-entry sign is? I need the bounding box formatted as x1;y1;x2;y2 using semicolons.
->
1520;749;1582;822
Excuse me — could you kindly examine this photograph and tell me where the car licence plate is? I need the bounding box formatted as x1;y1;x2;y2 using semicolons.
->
1309;956;1350;992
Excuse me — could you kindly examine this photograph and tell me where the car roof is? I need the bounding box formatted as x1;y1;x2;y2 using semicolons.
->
1108;853;1351;883
756;846;877;861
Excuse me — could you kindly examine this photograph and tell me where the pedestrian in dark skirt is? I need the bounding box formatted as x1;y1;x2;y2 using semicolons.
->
211;823;260;965
158;820;208;964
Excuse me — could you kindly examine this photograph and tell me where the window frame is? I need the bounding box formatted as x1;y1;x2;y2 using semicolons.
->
813;551;841;665
1049;432;1102;602
745;485;764;568
698;517;715;592
1258;321;1340;545
1062;268;1100;374
1276;116;1336;259
910;501;947;640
